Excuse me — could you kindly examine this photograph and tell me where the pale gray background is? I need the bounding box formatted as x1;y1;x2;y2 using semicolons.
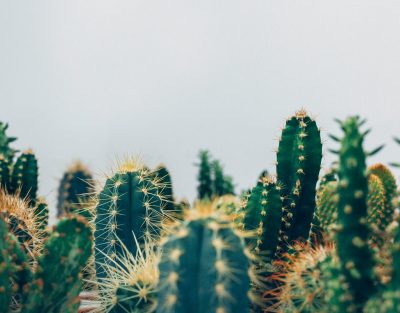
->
1;1;400;221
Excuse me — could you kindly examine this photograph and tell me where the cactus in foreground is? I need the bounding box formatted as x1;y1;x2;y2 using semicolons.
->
94;160;166;280
276;110;322;249
265;244;340;313
0;212;92;312
239;176;283;260
328;116;376;312
57;161;94;217
9;150;39;207
365;222;400;313
157;202;256;313
21;215;93;312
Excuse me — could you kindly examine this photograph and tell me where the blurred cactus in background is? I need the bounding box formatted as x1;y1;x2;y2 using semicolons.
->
57;161;94;217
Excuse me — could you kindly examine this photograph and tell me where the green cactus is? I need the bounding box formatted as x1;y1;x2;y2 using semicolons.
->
57;161;94;217
157;205;254;313
0;155;11;192
22;215;93;312
0;122;18;161
94;161;165;280
197;150;213;200
328;116;376;313
10;150;38;207
154;164;175;214
212;160;235;197
276;110;322;249
239;176;283;261
368;163;397;229
34;198;48;231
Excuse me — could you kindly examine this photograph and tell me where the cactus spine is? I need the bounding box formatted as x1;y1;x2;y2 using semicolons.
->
94;161;165;279
157;205;253;313
276;110;322;248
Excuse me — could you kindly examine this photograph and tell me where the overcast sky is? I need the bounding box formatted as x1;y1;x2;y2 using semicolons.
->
1;1;400;220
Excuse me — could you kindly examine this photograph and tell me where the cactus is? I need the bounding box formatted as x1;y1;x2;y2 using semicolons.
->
197;150;213;200
0;189;45;258
154;164;175;214
94;160;166;280
0;155;11;191
328;116;376;312
276;110;322;249
21;215;93;312
93;238;159;313
265;243;339;313
34;197;48;231
9;150;39;207
0;122;18;160
364;221;400;313
57;161;94;217
368;164;397;229
238;176;283;261
157;202;256;313
212;160;235;197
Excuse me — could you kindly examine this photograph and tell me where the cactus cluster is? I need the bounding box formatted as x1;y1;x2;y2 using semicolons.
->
2;109;400;313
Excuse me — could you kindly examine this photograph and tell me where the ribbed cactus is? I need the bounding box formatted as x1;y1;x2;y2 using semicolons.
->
276;110;322;249
154;164;175;214
157;203;255;313
94;161;165;279
57;161;94;217
34;197;48;231
21;215;93;312
9;150;38;207
328;116;376;312
239;176;283;260
0;155;11;191
368;163;397;229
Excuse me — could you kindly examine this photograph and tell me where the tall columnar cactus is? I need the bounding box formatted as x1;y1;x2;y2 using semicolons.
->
328;116;376;312
154;164;175;214
157;205;254;313
276;110;322;248
197;150;213;200
9;150;38;207
239;176;283;260
57;161;94;217
0;155;11;191
94;161;165;280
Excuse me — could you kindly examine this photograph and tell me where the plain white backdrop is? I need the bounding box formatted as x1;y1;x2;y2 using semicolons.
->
1;1;400;221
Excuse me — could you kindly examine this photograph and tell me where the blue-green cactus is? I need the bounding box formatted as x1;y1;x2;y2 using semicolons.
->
94;161;165;280
157;207;254;313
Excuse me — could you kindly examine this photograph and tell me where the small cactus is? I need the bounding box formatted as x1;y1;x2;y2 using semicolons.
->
9;150;39;207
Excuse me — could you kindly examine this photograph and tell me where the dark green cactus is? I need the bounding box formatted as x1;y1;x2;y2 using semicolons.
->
0;155;11;192
239;176;283;261
0;122;18;161
328;116;376;313
34;198;48;231
10;150;38;207
157;208;253;313
94;162;165;280
57;161;94;217
22;215;93;312
212;160;235;197
154;164;175;214
197;150;213;200
276;110;322;248
0;217;15;311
